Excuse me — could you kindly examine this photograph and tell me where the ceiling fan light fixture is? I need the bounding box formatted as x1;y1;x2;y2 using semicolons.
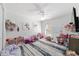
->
41;16;46;21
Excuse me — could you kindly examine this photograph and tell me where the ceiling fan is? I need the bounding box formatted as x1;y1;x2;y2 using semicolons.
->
29;3;48;17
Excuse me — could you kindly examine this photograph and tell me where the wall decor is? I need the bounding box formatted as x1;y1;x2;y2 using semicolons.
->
24;23;30;30
17;26;19;32
5;19;17;31
64;22;75;32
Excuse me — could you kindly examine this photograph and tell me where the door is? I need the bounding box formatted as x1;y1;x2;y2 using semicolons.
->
0;4;2;51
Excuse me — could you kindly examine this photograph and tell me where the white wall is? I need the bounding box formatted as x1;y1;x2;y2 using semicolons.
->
5;12;41;38
41;13;74;42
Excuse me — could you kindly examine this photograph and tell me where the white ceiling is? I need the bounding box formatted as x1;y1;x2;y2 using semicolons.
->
4;3;78;21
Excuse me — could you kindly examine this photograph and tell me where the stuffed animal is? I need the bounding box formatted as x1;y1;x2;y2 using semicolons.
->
6;38;15;45
14;36;24;45
45;36;53;41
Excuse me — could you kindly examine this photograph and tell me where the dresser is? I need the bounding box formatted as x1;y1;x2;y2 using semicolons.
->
69;35;79;54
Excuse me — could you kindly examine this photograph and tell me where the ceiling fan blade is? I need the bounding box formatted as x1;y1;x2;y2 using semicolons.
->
33;3;49;9
28;9;38;12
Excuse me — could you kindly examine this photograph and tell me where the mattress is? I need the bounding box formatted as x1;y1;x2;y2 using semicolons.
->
21;40;66;56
